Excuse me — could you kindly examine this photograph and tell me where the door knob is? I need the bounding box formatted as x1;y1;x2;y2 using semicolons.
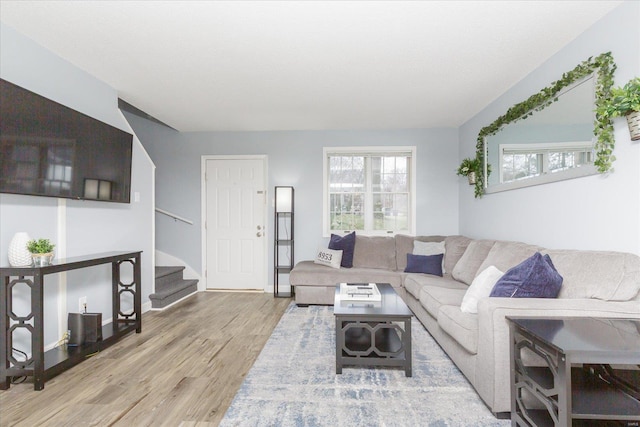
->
257;225;262;230
256;232;262;237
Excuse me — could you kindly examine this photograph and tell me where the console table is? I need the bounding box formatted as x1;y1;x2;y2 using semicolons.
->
508;317;640;426
1;251;142;390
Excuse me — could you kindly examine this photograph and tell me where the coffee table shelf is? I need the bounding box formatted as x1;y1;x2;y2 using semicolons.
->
342;323;402;356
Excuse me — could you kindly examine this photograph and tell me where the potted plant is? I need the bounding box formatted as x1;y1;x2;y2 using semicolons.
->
600;77;640;141
456;157;481;185
27;238;55;266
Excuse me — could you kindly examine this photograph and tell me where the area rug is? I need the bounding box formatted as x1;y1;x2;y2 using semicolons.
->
220;303;510;426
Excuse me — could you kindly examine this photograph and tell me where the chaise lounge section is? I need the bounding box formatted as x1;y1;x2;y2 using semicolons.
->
289;234;640;415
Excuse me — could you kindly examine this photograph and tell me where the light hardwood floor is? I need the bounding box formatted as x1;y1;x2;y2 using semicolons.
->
0;292;291;426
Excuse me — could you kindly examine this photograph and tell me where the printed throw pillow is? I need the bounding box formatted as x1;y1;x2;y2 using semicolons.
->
314;247;343;269
490;252;563;298
460;266;504;313
404;253;444;277
413;240;446;273
329;231;356;268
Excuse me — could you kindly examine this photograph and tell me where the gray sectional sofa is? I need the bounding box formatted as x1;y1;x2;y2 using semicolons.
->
289;234;640;415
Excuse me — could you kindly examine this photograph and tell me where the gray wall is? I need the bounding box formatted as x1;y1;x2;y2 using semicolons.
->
125;112;459;286
0;23;155;350
458;1;640;254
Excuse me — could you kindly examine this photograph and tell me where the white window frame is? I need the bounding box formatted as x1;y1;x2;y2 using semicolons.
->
486;141;597;193
323;146;416;237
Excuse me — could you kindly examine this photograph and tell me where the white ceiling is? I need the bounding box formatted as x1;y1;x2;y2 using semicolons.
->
0;1;622;132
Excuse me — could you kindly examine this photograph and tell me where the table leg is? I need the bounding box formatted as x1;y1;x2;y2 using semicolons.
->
509;324;518;427
112;261;119;328
557;354;572;427
33;272;45;390
335;317;342;374
404;317;412;377
0;275;9;390
134;254;142;333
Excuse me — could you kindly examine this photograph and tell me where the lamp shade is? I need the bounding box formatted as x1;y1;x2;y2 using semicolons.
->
275;186;293;213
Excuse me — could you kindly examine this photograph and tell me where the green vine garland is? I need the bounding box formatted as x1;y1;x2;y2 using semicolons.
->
469;52;616;198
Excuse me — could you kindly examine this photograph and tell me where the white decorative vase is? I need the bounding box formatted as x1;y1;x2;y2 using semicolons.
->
626;111;640;141
8;232;32;267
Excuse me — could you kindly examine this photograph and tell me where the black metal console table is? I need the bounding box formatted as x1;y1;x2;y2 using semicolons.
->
0;251;142;390
508;317;640;426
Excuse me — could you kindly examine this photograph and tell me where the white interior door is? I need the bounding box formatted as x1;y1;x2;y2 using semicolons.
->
205;158;266;290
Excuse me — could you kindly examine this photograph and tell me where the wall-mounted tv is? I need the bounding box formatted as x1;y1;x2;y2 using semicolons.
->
0;78;133;203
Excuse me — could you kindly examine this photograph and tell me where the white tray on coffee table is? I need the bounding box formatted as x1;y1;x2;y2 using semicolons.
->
339;283;382;302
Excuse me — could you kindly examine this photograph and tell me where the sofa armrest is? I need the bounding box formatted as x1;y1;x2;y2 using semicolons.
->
474;297;640;413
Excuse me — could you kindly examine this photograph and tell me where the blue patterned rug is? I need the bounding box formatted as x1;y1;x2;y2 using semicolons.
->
220;303;510;426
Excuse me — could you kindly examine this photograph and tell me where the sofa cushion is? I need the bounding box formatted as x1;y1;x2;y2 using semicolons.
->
438;306;479;354
403;273;464;300
490;252;563;298
444;236;472;276
352;235;396;270
461;265;504;313
477;240;542;276
405;253;443;276
542;249;640;301
419;286;467;319
289;261;403;288
329;232;356;268
395;234;446;271
314;247;343;269
404;277;423;300
452;240;496;285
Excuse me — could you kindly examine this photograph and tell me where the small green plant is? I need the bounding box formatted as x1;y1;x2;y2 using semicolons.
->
611;77;640;116
27;239;55;254
597;77;640;118
456;157;481;177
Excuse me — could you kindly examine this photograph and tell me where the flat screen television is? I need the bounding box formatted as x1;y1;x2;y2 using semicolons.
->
0;78;133;203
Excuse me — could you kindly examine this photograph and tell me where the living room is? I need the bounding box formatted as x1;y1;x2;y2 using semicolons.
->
1;1;639;425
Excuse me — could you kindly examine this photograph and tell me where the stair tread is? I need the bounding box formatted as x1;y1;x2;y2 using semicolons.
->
151;283;197;309
150;279;198;299
155;266;185;279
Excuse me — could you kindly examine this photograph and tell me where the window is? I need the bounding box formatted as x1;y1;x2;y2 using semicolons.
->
500;141;593;184
323;147;416;236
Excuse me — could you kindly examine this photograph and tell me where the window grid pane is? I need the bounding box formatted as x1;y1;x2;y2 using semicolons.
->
501;143;594;183
329;152;410;233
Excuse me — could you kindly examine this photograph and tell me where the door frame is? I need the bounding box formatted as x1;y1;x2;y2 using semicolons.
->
200;154;269;291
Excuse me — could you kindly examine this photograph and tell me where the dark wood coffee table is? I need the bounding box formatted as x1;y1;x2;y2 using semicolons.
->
334;283;413;377
508;317;640;426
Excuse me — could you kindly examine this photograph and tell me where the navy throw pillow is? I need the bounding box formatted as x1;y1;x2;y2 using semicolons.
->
404;253;444;276
490;252;563;298
329;232;356;268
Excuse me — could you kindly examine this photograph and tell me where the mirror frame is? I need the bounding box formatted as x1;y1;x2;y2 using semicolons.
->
471;52;616;198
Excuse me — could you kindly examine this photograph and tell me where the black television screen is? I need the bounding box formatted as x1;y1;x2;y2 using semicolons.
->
0;79;133;203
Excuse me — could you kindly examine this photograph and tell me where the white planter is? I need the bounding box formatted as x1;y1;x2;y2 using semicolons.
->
467;172;477;185
626;111;640;141
8;232;32;267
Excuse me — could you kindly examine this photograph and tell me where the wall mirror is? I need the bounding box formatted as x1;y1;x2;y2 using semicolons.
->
485;76;595;191
471;52;616;197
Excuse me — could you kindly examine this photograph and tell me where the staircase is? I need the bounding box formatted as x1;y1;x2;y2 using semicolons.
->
150;266;198;309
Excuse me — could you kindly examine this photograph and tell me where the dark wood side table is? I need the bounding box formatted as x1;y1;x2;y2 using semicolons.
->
508;317;640;426
334;283;413;377
1;251;142;390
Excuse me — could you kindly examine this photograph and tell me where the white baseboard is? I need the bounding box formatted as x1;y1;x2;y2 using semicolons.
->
142;300;152;313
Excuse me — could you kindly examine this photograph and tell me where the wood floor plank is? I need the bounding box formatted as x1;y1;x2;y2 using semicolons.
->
0;292;290;426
